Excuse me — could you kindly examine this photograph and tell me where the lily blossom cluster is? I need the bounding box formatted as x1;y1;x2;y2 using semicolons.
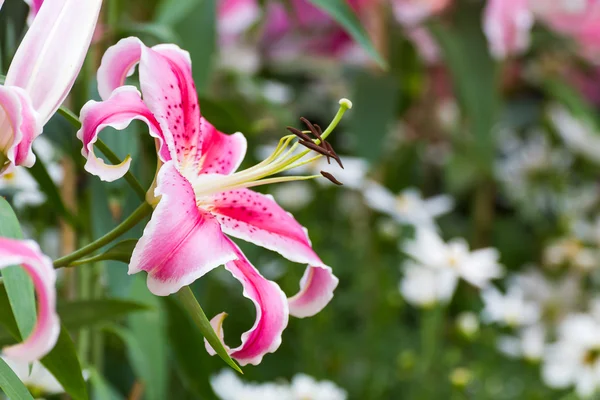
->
0;0;101;362
77;37;347;365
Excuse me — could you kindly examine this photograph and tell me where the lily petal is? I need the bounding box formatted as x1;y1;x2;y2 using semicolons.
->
0;238;59;362
97;37;145;101
77;86;165;182
129;161;237;295
6;0;103;124
288;265;338;318
210;189;321;264
24;0;44;24
205;241;288;366
0;86;40;173
195;117;247;175
138;45;201;166
208;188;338;316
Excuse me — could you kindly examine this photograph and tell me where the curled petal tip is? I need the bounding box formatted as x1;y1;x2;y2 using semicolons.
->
0;239;59;362
339;98;353;109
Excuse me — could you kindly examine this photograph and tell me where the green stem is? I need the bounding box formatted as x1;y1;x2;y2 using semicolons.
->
57;106;147;201
175;287;243;374
53;202;152;268
95;140;147;201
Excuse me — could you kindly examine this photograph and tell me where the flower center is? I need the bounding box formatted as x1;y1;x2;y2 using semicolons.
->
192;99;352;199
584;348;600;365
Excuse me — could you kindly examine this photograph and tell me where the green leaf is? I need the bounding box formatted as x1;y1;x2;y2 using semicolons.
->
0;198;36;341
58;299;149;330
163;297;214;397
89;368;125;400
72;240;138;266
0;357;34;400
429;5;500;173
40;327;88;400
172;0;216;93
0;296;147;345
126;276;168;400
175;286;242;374
155;0;198;25
347;71;399;162
307;0;386;68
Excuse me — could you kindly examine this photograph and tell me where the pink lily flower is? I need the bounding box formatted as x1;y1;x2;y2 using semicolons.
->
483;0;534;59
77;37;341;365
0;0;102;175
0;238;59;362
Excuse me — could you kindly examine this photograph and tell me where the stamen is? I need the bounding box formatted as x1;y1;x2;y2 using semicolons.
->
300;117;322;143
287;127;312;142
321;171;343;186
298;139;331;156
323;141;344;169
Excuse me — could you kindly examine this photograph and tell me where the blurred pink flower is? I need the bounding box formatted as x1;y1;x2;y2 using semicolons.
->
483;0;534;59
217;0;374;64
392;0;451;26
533;1;600;62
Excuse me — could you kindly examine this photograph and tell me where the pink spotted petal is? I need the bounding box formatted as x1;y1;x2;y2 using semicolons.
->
97;37;145;101
139;45;201;166
0;238;59;362
207;188;338;317
204;241;288;366
195;117;246;175
6;0;102;124
209;189;322;265
129;161;236;295
0;86;41;174
288;265;339;318
77;86;166;182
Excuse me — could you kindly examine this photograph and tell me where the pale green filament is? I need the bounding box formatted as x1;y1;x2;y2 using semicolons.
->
192;99;352;197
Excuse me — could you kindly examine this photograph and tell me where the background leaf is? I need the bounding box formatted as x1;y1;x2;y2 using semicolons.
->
307;0;386;68
0;357;34;400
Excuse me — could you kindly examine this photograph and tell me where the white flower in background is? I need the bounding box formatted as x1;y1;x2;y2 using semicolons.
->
270;181;315;211
0;137;63;209
549;105;600;164
290;374;347;400
400;262;458;307
456;312;480;338
498;324;546;361
2;356;63;398
542;314;600;397
364;182;453;230
495;131;572;212
544;237;598;271
211;370;347;400
512;269;580;321
481;285;541;327
558;185;600;222
402;228;504;288
211;370;291;400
